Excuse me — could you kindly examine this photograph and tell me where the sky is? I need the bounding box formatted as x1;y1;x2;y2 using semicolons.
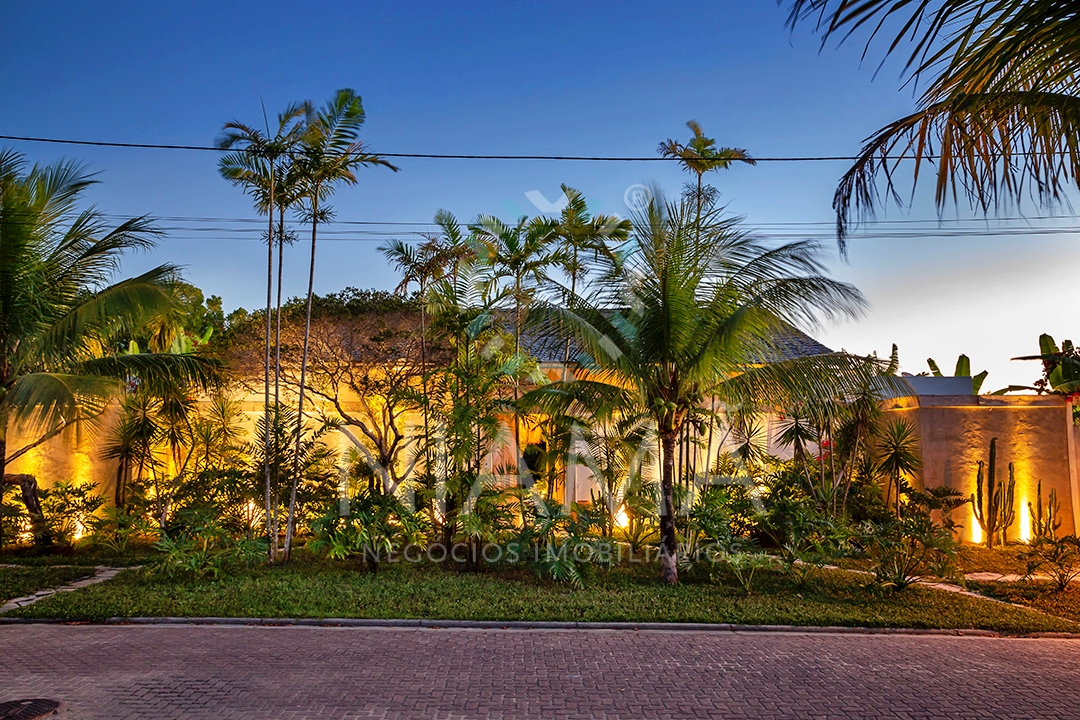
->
1;1;1074;388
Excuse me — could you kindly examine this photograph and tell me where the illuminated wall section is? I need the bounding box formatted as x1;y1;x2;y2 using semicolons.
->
883;394;1077;543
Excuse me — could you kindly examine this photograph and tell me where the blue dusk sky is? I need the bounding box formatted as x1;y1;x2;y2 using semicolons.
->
1;1;1073;387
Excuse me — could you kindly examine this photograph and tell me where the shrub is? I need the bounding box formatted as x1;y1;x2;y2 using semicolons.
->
308;493;427;571
860;513;957;591
1022;535;1080;591
39;481;106;548
153;507;266;578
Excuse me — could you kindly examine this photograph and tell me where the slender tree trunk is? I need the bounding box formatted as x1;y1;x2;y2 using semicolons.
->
0;432;6;548
284;192;319;561
275;209;286;405
419;278;430;489
263;168;275;562
659;430;679;584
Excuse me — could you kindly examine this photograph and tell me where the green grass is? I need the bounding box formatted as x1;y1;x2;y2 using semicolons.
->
0;565;94;604
5;558;1077;634
0;542;156;567
968;580;1080;624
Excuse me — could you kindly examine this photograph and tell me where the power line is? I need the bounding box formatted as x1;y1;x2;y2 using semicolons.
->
0;133;863;162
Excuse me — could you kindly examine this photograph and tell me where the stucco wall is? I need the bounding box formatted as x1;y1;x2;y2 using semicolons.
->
883;394;1078;542
5;404;123;501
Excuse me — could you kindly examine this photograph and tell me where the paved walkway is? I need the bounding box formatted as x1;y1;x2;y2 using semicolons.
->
3;625;1080;719
0;566;130;614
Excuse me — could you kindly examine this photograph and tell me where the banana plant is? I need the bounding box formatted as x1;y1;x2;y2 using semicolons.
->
925;354;987;394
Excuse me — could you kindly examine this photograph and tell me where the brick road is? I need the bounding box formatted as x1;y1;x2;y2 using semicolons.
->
2;625;1080;719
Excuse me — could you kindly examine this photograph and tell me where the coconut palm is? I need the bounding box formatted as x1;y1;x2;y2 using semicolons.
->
216;103;309;559
0;149;219;545
283;89;399;561
785;1;1080;251
659;123;755;470
527;190;885;583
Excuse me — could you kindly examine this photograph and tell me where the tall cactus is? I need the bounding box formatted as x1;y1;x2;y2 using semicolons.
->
1028;478;1062;541
970;437;1017;548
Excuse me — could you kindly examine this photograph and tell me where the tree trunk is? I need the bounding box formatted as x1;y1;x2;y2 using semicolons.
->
0;434;6;547
284;193;319;561
264;172;275;562
659;431;679;584
3;473;51;546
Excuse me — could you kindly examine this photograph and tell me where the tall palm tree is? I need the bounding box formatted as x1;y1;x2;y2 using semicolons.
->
785;1;1080;252
659;123;755;476
528;191;881;583
380;234;452;482
283;89;398;561
658;121;756;229
0;149;219;545
472;214;558;492
550;186;630;382
217;102;309;560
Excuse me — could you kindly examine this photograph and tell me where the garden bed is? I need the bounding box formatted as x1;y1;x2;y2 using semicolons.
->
5;558;1076;634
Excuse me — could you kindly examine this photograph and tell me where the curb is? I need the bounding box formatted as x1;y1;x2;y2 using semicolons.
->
2;615;1079;638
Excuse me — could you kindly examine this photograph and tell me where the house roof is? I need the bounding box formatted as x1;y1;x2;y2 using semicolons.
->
517;314;833;365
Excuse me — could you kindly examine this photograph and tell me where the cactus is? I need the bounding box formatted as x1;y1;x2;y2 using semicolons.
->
1028;478;1062;541
970;437;1017;548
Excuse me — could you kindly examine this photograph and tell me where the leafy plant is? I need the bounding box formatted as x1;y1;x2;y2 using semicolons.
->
715;550;775;594
1022;535;1080;592
87;497;157;556
154;507;266;578
308;493;427;571
39;481;105;547
860;513;957;591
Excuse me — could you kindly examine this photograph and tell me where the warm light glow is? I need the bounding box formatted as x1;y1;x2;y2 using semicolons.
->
615;508;630;529
72;522;84;542
971;509;983;545
1019;495;1032;543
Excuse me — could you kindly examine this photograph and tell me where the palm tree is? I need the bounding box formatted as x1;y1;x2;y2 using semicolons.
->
785;1;1080;252
658;121;755;229
472;214;558;490
528;191;881;583
216;103;309;559
283;89;398;561
876;418;922;518
380;234;452;482
659;123;755;475
0;149;219;545
550;186;630;383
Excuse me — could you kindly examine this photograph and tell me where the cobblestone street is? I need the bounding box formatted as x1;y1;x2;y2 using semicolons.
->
2;624;1080;718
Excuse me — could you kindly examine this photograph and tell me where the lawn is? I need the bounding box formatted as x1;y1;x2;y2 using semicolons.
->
5;557;1076;634
968;580;1080;624
0;565;94;604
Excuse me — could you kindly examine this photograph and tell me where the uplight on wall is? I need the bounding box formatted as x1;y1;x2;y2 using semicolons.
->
1018;495;1032;543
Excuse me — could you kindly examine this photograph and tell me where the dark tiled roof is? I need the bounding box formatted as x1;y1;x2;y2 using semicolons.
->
750;325;834;363
515;313;832;365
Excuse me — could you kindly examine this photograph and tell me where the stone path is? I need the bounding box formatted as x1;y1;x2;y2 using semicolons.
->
3;624;1080;719
0;567;129;614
